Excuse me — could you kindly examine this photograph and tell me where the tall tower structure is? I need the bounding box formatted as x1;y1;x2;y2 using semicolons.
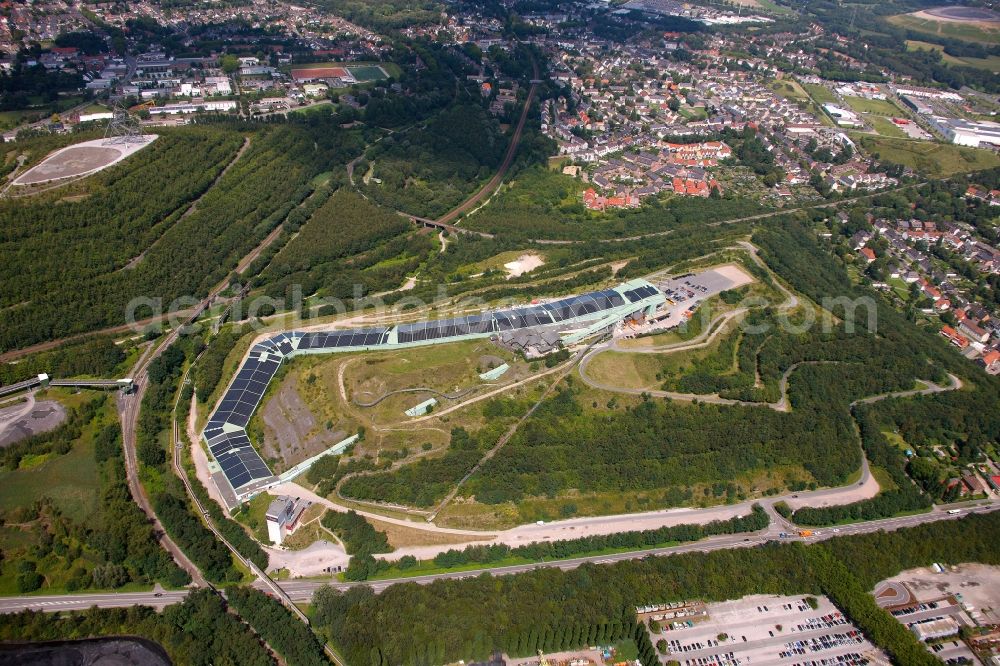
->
103;101;145;146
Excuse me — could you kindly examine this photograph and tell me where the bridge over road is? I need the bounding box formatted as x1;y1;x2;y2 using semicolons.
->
0;374;134;398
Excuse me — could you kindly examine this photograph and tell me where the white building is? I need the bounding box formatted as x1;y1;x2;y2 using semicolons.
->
265;495;309;545
204;76;232;96
911;617;960;642
148;99;238;115
823;104;860;127
78;111;113;123
937;117;1000;148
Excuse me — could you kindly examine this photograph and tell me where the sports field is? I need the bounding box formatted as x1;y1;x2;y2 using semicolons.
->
289;62;392;83
348;65;389;82
291;65;349;81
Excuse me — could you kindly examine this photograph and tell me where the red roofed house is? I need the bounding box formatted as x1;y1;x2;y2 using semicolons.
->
940;325;969;349
860;247;876;263
980;349;1000;374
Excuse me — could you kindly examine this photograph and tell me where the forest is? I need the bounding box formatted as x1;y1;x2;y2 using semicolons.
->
0;122;366;351
313;0;442;30
225;587;330;666
313;511;1000;666
137;335;260;584
0;590;275;666
0;336;126;386
259;189;417;305
320;510;391;557
0;396;189;594
360;103;508;219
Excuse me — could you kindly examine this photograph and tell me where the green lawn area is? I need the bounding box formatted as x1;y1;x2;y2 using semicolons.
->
888;13;1000;46
842;96;904;117
886;276;912;300
0;109;49;131
614;639;640;660
754;0;795;15
905;40;1000;71
803;83;838;105
771;80;809;101
288;101;335;116
0;420;102;523
857;135;1000;176
865;115;908;138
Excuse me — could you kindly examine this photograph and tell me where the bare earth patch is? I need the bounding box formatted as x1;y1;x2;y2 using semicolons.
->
14;136;157;186
368;516;494;549
260;374;347;472
504;253;545;278
0;399;66;448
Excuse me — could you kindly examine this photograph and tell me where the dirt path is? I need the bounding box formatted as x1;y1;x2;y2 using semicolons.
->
187;392;228;509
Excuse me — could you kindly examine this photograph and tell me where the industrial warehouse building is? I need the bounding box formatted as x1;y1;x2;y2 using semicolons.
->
202;279;666;506
931;117;1000;148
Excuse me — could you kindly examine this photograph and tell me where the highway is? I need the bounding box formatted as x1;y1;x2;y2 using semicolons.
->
1;502;993;614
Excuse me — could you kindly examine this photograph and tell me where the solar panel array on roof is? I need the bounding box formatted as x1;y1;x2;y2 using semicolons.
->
203;283;662;494
210;346;282;429
204;430;272;490
297;328;388;350
396;315;495;343
622;284;659;303
542;289;626;322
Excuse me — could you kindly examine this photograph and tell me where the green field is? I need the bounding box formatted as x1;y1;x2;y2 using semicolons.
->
842;96;904;117
803;83;838;105
348;65;389;82
771;80;810;101
905;39;1000;71
857;135;1000;176
888;13;1000;46
865;115;908;138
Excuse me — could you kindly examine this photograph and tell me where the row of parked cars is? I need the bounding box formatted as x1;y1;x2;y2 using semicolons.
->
790;652;872;666
780;629;864;658
890;600;940;617
680;651;739;666
795;613;849;633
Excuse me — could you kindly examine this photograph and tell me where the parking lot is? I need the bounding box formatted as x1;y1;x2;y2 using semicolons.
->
874;564;1000;664
619;265;755;338
645;594;886;666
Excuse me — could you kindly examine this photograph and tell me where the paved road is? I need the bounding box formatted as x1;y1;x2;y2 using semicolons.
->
0;591;188;614
117;339;208;588
1;502;993;614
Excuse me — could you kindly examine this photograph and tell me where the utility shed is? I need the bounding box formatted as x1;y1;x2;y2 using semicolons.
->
405;398;438;417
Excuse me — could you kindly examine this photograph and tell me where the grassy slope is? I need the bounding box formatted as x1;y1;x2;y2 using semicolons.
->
856;135;1000;177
